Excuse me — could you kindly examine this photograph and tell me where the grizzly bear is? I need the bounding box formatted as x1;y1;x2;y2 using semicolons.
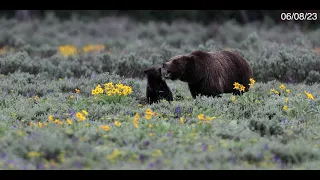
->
144;66;173;104
161;50;253;98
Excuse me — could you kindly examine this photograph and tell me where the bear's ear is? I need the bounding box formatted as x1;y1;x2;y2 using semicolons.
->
143;69;149;75
185;55;195;62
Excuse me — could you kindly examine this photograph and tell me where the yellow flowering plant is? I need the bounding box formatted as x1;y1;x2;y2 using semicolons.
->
231;78;260;104
283;90;317;123
0;46;15;56
192;108;220;126
58;45;78;57
91;82;133;104
58;44;106;57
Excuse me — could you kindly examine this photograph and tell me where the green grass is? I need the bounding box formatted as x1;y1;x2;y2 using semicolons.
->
0;15;319;170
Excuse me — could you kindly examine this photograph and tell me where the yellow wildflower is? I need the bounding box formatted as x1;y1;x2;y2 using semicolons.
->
206;116;217;121
99;125;110;132
152;149;163;157
66;119;73;125
133;121;139;128
285;98;289;103
198;114;216;122
111;88;118;95
55;119;63;125
233;82;240;90
84;124;90;127
283;105;288;111
92;84;104;95
107;91;112;96
27;151;41;158
304;91;314;100
145;108;156;116
270;89;279;95
96;85;104;94
180;117;185;124
231;96;236;102
239;85;245;92
48;115;54;122
0;46;14;55
58;45;78;57
37;122;43;128
248;78;256;87
133;113;139;128
149;133;153;137
148;124;153;128
126;88;132;96
82;110;89;116
145;114;152;120
134;112;140;120
197;114;205;121
91;89;97;95
76;112;86;121
82;44;105;53
279;84;286;90
115;83;122;88
286;89;291;94
114;121;121;127
34;95;39;101
104;82;114;91
29;122;34;127
75;88;80;93
76;112;82;119
107;149;122;160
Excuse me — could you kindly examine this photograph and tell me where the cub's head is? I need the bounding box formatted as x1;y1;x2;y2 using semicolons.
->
161;54;193;80
143;66;163;80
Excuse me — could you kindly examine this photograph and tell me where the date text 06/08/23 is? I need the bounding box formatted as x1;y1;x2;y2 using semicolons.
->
280;12;317;21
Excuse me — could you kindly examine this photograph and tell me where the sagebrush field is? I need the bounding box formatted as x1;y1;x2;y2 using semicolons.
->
0;15;319;170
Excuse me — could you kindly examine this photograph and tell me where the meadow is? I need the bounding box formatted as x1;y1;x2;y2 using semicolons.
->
0;14;319;170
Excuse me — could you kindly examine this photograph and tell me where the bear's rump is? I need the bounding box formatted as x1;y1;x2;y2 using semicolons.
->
208;52;251;92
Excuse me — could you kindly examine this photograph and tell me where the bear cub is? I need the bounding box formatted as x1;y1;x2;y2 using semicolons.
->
144;66;173;104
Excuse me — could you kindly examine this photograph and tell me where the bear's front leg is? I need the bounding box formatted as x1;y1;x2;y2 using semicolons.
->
188;83;201;99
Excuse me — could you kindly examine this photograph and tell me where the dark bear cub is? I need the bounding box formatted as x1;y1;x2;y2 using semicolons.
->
144;66;173;104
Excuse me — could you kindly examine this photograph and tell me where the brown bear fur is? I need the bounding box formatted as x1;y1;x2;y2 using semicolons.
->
161;50;253;98
144;66;173;104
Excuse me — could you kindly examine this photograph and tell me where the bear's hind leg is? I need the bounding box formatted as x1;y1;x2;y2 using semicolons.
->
241;75;252;93
232;90;242;96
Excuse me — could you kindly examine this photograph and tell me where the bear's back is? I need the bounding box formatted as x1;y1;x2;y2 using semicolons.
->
190;49;253;94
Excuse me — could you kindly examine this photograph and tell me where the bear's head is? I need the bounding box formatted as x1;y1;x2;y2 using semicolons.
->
161;54;192;81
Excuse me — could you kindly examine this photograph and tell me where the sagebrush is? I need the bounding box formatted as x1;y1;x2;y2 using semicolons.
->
0;16;319;170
